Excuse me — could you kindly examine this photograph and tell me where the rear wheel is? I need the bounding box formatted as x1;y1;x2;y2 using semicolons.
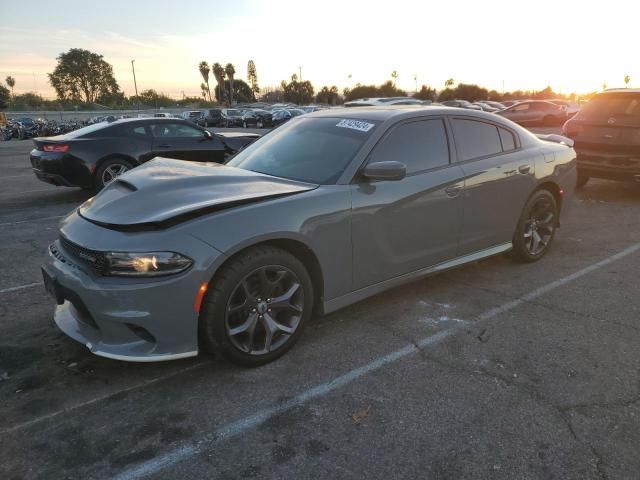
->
94;158;133;191
200;246;314;366
511;189;558;263
576;172;589;189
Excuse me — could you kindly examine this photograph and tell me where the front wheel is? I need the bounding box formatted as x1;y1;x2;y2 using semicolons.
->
511;189;558;263
200;246;314;366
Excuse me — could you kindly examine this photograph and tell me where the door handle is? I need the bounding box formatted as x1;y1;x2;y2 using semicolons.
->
518;164;532;174
444;184;462;198
158;143;172;148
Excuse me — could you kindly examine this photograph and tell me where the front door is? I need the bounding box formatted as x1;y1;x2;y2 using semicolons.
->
351;118;466;289
151;122;224;162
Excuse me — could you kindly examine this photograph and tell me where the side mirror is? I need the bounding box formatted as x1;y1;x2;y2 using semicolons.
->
204;130;213;139
362;161;407;181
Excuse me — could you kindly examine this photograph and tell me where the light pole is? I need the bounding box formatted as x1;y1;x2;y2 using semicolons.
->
298;65;302;82
131;60;139;98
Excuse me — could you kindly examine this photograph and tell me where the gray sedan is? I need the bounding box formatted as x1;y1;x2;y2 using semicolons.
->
42;107;577;366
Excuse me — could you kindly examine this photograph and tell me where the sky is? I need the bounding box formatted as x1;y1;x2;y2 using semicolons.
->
1;0;637;99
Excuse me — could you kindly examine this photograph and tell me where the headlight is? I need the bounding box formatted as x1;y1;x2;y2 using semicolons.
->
104;251;192;277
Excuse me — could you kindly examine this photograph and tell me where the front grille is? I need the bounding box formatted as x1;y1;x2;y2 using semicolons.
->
60;237;107;275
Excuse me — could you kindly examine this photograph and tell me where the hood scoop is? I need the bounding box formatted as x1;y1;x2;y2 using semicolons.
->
79;157;317;229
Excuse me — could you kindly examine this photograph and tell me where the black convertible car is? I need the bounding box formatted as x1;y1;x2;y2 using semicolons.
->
30;118;259;191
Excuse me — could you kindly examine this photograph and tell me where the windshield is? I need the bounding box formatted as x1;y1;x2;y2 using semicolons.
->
227;117;378;184
227;109;242;116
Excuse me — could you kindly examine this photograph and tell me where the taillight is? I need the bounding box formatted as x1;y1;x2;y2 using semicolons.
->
43;144;69;153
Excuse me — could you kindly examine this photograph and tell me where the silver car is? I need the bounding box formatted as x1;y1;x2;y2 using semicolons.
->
42;107;577;366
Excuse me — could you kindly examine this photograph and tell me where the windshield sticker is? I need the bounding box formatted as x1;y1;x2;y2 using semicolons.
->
336;119;375;132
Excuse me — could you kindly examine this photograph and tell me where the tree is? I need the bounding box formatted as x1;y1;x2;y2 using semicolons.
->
344;81;406;101
223;78;252;103
198;62;212;101
212;63;226;103
225;63;236;104
437;83;488;102
130;89;175;108
624;75;631;87
602;82;607;91
315;85;339;105
48;48;120;103
281;74;314;104
247;60;259;100
445;78;455;88
5;76;15;97
0;83;10;109
391;70;398;87
200;82;209;100
414;85;436;101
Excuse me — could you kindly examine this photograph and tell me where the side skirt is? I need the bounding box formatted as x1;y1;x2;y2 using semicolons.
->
323;242;513;315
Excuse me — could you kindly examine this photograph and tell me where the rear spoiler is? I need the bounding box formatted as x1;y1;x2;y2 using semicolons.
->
536;134;574;148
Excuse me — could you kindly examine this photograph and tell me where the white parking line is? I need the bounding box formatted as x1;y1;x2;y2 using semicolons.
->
112;240;640;480
0;215;64;227
0;282;41;294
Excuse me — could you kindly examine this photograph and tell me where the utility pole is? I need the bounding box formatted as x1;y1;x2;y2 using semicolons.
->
131;60;139;97
298;65;302;82
414;74;418;94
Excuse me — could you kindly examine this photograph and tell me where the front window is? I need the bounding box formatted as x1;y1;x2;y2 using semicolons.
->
227;117;378;184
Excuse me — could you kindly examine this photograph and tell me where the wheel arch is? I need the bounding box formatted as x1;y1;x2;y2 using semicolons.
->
95;153;140;172
533;181;563;226
207;236;326;317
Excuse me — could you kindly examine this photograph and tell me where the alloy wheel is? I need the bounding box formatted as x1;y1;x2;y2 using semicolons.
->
523;196;555;255
101;163;129;185
225;265;304;355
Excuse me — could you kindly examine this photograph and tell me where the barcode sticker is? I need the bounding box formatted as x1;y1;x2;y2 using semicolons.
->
336;119;375;132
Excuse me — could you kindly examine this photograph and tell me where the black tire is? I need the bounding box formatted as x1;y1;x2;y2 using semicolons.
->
200;245;314;366
512;189;558;263
94;158;134;192
576;172;589;189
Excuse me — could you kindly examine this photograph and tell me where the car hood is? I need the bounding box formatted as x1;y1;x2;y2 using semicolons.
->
78;157;318;229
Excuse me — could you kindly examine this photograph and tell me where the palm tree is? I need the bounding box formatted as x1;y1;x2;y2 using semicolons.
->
5;76;15;97
391;70;398;87
624;75;631;88
445;78;455;88
212;63;226;103
225;63;236;104
198;62;212;102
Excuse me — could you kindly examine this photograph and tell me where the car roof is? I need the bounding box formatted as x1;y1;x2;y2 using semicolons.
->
601;88;640;94
102;117;193;126
308;105;512;122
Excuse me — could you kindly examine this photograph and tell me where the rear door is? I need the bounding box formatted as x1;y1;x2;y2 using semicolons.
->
151;122;225;162
450;117;537;254
351;117;466;289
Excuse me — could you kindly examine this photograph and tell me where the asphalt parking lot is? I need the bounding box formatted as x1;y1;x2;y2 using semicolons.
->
1;129;640;480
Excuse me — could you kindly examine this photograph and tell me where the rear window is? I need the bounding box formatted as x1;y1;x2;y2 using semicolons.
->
582;93;640;118
228;117;378;184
